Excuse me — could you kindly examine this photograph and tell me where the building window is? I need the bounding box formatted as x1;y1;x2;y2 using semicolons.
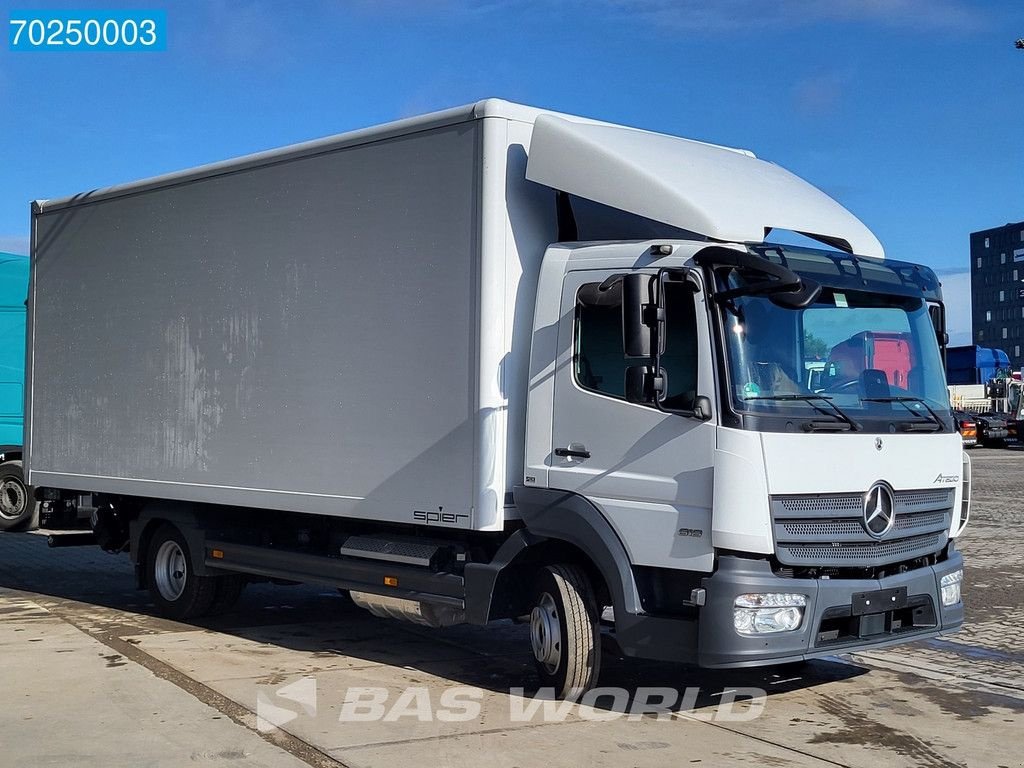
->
985;237;990;248
1003;327;1008;340
1015;269;1019;281
1000;290;1005;301
977;257;983;269
1017;345;1021;358
986;310;992;321
1002;252;1007;265
1020;230;1024;242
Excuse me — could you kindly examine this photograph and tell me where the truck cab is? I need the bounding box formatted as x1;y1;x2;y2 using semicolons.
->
515;113;965;677
519;237;965;671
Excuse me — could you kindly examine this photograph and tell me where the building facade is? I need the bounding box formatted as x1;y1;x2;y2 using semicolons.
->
970;220;1024;369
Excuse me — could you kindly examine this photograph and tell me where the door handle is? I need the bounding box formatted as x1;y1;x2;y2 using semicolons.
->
555;447;591;460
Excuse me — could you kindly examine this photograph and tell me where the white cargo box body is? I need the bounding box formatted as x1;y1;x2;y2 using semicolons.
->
28;99;880;531
29;101;563;531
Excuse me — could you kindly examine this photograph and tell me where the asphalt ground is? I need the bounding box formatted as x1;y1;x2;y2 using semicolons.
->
0;448;1021;768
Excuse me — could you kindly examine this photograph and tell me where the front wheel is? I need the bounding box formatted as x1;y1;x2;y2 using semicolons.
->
529;564;602;700
0;460;40;532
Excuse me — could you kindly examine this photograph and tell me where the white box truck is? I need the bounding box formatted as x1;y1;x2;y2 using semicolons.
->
27;100;968;697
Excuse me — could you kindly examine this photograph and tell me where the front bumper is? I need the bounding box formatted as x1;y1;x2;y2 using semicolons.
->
695;548;964;668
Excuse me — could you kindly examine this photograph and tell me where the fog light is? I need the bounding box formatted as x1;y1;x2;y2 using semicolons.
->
940;570;963;607
733;593;807;635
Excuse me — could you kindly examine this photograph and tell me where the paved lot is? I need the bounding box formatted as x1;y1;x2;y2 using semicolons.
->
1;449;1022;768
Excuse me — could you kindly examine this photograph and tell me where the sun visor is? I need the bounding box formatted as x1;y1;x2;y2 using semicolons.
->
525;115;884;259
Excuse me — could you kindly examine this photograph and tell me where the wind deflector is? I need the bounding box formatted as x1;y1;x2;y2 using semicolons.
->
525;115;885;260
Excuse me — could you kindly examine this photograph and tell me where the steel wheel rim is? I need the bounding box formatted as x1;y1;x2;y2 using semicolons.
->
0;478;26;520
154;540;187;601
530;591;561;673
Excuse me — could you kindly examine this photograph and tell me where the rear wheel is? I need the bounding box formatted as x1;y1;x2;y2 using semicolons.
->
146;524;217;620
530;564;602;700
0;461;40;532
208;574;247;615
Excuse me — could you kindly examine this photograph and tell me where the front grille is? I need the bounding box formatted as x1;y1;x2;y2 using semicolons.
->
778;496;862;515
779;532;947;563
771;489;953;568
895;489;955;511
780;509;947;539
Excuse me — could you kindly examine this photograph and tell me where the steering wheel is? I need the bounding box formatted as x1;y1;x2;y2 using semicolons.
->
821;378;860;394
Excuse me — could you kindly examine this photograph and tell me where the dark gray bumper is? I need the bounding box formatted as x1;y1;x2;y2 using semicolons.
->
695;549;964;668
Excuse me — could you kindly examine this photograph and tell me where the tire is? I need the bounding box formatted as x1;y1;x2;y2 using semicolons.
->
0;460;40;532
529;564;602;700
208;574;247;615
146;524;217;620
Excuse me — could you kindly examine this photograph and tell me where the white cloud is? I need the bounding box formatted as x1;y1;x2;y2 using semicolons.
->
0;235;29;256
599;0;986;33
938;270;972;347
792;72;847;117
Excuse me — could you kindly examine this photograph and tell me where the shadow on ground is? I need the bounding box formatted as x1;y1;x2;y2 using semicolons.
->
0;530;867;710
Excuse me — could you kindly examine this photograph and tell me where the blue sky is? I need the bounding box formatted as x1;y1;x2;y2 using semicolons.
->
1;0;1022;342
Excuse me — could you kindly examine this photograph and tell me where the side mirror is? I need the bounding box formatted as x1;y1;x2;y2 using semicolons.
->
693;395;713;421
928;303;948;347
624;365;664;404
622;274;652;358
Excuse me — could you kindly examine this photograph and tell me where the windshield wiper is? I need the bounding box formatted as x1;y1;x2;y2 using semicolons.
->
861;396;945;432
743;394;861;432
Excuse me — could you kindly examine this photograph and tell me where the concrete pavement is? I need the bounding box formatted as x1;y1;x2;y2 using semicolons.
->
0;448;1022;767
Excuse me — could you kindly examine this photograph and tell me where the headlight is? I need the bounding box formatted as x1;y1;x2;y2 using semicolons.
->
733;593;807;635
940;570;963;607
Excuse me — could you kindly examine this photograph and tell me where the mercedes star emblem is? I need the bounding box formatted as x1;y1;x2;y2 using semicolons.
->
863;482;896;538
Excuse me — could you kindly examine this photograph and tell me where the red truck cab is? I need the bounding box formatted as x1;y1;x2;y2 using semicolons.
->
825;331;914;390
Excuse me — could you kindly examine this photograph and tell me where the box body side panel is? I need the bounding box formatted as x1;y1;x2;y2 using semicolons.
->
30;122;487;528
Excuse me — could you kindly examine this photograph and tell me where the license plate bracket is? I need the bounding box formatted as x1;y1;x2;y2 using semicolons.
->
851;586;908;616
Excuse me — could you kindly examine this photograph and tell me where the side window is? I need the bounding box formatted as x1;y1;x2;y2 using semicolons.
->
574;292;626;398
573;279;698;409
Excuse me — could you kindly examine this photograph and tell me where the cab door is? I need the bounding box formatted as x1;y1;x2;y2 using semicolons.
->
547;268;717;572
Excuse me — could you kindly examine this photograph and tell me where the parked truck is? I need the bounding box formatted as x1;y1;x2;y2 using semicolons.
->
27;100;968;697
0;252;38;531
951;374;1024;445
817;331;914;393
946;345;1011;386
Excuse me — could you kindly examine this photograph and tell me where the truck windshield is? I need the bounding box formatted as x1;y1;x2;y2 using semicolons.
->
722;287;951;431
